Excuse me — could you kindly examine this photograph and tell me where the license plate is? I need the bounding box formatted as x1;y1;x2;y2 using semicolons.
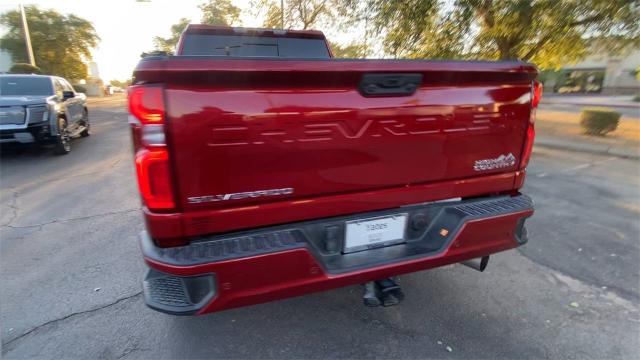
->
344;214;408;253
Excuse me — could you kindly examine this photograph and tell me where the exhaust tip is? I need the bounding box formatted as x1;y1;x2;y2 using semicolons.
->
461;256;489;272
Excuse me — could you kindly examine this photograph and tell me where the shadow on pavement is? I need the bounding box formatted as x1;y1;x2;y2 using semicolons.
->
0;144;51;161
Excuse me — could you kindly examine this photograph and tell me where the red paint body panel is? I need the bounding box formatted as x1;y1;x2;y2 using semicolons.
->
165;84;529;209
145;210;532;314
133;57;537;76
132;58;536;240
144;171;517;238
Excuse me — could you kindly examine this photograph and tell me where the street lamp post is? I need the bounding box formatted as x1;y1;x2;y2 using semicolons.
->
280;0;284;29
19;4;36;66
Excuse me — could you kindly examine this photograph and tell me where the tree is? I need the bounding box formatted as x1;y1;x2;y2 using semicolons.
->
110;79;132;88
256;0;336;30
0;5;99;80
365;0;639;68
199;0;241;26
153;17;191;53
9;63;42;74
153;1;241;52
328;41;367;58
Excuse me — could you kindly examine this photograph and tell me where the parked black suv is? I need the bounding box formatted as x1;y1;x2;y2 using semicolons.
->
0;74;90;155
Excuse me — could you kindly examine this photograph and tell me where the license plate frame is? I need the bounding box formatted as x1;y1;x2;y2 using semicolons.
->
343;214;408;254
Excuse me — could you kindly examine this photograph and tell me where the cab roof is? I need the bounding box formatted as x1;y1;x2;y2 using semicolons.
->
183;24;326;39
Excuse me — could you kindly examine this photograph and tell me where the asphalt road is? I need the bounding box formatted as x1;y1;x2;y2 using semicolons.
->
1;96;639;359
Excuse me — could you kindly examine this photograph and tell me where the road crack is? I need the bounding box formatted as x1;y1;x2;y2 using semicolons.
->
1;208;140;230
116;342;151;359
1;189;20;227
2;292;143;349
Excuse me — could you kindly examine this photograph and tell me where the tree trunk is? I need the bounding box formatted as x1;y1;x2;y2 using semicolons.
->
497;39;514;60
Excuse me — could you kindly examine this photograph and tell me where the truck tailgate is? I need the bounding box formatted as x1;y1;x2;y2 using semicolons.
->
136;59;536;215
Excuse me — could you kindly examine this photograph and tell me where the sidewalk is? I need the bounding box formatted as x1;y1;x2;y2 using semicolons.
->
541;94;640;109
535;109;639;159
536;135;639;159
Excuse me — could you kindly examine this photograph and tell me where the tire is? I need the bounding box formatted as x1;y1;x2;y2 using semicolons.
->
53;118;71;155
80;109;90;137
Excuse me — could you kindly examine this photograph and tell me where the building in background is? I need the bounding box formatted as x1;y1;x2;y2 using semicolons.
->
83;61;105;96
544;46;639;95
89;61;100;78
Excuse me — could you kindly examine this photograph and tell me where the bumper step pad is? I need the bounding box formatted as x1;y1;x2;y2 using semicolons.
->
453;196;532;217
148;230;305;265
143;269;216;315
142;195;533;270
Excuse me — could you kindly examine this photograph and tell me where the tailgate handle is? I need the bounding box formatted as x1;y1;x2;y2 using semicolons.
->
359;73;422;97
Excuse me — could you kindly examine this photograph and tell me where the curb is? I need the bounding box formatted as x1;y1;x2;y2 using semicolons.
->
535;137;639;160
541;101;640;110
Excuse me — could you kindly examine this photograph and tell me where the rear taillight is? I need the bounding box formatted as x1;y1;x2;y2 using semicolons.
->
129;86;164;124
531;80;543;109
128;85;176;211
519;81;542;170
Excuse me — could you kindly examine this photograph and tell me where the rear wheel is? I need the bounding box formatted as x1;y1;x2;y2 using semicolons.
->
53;118;71;155
80;109;90;137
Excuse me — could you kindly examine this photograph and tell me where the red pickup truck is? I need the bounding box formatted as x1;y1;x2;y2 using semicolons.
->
128;25;540;315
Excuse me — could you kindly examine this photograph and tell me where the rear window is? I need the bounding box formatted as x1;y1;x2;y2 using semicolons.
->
0;77;53;96
180;34;330;58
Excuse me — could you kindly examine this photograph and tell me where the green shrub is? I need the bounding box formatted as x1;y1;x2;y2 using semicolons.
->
633;94;640;102
9;63;42;74
580;107;621;136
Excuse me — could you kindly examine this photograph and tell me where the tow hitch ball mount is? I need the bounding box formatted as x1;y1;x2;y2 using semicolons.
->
362;256;490;307
363;278;405;307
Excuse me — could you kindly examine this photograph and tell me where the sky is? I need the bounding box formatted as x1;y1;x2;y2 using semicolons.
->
0;0;278;81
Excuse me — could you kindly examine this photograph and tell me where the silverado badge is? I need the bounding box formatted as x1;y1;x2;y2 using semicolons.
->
187;188;294;204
